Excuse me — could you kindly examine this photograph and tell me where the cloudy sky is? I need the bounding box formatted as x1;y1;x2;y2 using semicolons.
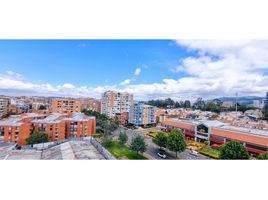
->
0;40;267;100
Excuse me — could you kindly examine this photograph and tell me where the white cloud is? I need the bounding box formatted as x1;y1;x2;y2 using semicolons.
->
1;40;268;100
134;68;141;76
6;70;15;75
119;79;131;86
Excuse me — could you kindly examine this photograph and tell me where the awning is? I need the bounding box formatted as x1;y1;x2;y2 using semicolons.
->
246;147;265;155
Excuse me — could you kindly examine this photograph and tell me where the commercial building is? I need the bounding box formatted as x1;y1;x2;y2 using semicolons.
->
101;91;134;118
51;99;82;113
0;98;10;117
129;102;155;126
162;118;268;155
0;112;96;146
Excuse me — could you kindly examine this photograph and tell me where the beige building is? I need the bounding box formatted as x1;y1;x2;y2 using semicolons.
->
0;98;10;117
51;99;82;114
101;91;134;118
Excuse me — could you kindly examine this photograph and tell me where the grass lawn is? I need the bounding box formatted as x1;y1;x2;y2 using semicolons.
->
106;140;148;160
198;146;221;159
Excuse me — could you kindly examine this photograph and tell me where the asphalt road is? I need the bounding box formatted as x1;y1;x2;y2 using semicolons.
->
112;127;210;160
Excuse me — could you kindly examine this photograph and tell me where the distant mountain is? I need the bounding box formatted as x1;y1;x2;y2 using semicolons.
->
217;96;265;105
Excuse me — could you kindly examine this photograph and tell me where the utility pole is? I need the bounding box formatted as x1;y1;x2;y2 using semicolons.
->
235;92;238;119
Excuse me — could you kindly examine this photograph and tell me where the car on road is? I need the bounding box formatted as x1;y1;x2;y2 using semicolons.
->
157;152;167;159
190;150;199;157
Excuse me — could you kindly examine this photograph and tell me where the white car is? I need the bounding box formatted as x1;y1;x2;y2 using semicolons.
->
157;152;167;159
190;150;199;157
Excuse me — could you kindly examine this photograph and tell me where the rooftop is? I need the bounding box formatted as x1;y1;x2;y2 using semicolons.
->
0;140;105;160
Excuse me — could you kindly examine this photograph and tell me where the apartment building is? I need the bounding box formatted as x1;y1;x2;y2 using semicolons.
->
115;112;129;126
0;112;96;146
51;99;82;113
101;91;134;118
0;98;10;117
129;102;155;126
0;113;46;146
162;118;268;155
79;98;101;113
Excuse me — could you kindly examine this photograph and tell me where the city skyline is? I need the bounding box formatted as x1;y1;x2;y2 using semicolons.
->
0;40;268;100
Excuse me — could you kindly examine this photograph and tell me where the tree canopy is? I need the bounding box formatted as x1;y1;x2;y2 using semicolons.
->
38;105;47;110
263;105;268;121
118;131;128;144
167;129;187;158
26;132;49;145
257;151;268;160
82;109;119;135
220;141;249;160
153;131;167;148
130;135;147;155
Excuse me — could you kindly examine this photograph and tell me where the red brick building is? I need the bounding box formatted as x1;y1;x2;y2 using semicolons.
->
115;112;129;126
0;112;96;146
51;99;82;114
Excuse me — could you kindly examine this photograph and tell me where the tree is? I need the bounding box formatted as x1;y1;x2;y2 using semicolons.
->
130;135;147;155
263;105;268;121
167;129;187;158
257;151;268;160
220;141;249;160
38;105;47;110
206;102;220;113
26;132;49;145
102;136;112;148
153;131;167;148
118;131;128;144
184;100;191;108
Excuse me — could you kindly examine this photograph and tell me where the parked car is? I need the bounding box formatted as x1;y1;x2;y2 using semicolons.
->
190;150;199;157
157;152;167;159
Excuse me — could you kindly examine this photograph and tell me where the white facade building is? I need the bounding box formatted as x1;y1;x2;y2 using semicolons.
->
101;91;134;118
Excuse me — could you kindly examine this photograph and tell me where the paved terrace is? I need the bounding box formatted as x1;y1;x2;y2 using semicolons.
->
0;140;105;160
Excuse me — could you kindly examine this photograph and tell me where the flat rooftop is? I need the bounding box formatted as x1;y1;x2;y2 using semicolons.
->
165;118;268;138
0;140;105;160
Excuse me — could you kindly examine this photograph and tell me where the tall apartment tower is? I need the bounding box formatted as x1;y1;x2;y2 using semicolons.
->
266;92;268;105
101;91;134;118
51;99;82;114
129;102;155;126
0;98;10;117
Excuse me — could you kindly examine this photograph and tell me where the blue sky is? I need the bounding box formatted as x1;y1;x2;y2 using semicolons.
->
0;40;194;87
0;40;267;100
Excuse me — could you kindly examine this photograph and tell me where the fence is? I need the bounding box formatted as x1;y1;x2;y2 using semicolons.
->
90;137;116;160
20;137;89;151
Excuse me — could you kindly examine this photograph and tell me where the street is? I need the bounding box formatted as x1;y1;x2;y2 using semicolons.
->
112;127;210;160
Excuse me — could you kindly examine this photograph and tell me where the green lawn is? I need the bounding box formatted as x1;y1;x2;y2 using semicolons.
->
106;141;148;160
198;146;221;159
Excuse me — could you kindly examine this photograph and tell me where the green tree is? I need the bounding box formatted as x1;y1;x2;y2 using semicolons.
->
263;105;268;121
26;132;49;145
167;129;187;158
102;136;112;148
257;151;268;160
38;105;47;110
153;131;167;148
130;135;147;155
220;141;249;160
184;100;191;108
118;131;128;144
